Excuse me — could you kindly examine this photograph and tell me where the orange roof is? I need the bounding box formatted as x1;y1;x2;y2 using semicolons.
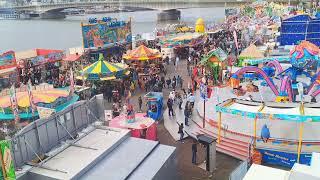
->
123;45;161;61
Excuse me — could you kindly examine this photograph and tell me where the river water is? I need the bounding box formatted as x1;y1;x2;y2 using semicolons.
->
0;7;225;52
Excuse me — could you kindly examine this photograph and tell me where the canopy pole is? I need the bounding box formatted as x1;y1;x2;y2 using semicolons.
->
218;112;222;144
254;117;257;147
297;122;304;163
254;103;265;147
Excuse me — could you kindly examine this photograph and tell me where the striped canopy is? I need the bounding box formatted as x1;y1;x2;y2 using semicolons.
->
80;54;126;80
0;89;69;108
123;45;161;61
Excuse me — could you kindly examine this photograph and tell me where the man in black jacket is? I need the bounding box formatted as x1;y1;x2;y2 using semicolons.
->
167;99;174;116
184;107;190;126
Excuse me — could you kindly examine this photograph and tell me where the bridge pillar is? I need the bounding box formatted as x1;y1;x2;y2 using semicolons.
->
40;11;66;19
157;9;180;22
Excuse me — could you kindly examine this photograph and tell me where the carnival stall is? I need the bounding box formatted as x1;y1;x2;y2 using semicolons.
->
123;45;162;86
0;51;19;90
109;113;157;141
81;17;132;60
76;53;130;99
77;53;128;81
16;49;65;86
159;33;206;49
279;15;320;47
200;48;228;85
0;83;78;121
238;44;264;66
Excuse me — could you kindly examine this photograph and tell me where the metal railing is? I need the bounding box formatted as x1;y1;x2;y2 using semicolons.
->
11;96;101;168
229;160;249;180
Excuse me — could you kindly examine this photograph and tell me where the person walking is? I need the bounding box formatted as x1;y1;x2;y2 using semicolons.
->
192;140;198;164
177;94;183;110
138;96;143;112
175;55;180;70
177;75;183;88
167;98;174;116
172;76;176;90
166;77;171;88
187;93;195;109
178;123;184;142
184;105;190;126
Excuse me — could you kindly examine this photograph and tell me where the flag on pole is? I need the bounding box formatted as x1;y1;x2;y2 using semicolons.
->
69;68;75;95
9;85;19;124
233;30;239;50
27;80;35;117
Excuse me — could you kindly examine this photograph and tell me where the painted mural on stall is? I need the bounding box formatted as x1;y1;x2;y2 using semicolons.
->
81;19;132;49
0;51;16;70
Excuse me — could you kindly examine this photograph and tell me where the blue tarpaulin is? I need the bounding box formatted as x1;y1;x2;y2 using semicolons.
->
279;15;320;46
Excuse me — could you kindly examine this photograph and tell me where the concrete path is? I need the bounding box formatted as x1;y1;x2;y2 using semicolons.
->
164;96;205;141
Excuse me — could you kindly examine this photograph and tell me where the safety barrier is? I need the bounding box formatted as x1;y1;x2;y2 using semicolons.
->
11;96;101;168
229;160;249;180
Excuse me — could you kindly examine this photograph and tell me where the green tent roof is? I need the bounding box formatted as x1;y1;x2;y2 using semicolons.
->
200;48;227;65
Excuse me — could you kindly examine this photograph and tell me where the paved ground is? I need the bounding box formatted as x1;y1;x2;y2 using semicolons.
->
106;59;240;180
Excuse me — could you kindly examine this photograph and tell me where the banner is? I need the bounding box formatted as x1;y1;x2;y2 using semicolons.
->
30;52;64;66
200;83;208;101
37;107;56;119
233;31;239;50
258;148;311;167
0;140;16;180
0;51;16;70
27;80;35;117
81;19;132;49
9;85;19;124
69;68;74;95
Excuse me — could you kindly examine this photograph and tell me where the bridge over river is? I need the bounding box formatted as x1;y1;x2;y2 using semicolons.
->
0;0;302;19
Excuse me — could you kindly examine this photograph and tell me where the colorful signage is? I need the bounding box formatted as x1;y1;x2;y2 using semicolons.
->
258;148;311;168
0;140;16;180
81;19;132;49
0;51;16;70
30;52;64;66
215;103;320;122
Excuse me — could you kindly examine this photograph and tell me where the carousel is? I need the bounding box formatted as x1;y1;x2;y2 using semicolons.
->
123;45;163;89
77;53;129;81
76;54;129;99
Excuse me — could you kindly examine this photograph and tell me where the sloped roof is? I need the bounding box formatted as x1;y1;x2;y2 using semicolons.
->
239;44;264;58
200;48;227;64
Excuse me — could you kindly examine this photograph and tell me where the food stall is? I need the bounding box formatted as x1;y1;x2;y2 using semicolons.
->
109;113;157;141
